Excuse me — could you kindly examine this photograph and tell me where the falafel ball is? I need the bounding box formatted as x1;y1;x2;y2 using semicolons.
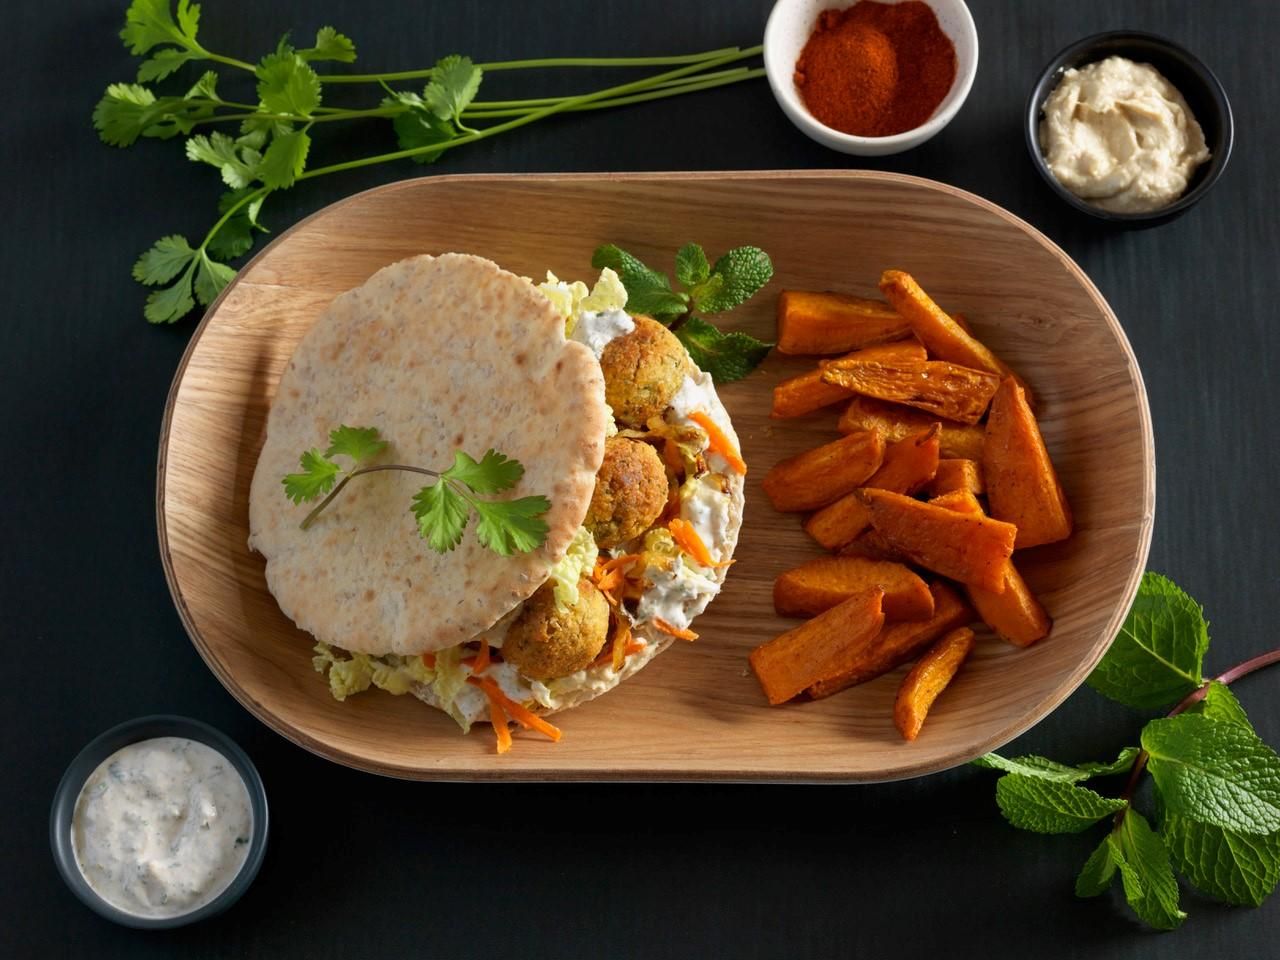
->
502;578;610;680
585;437;669;549
599;316;690;427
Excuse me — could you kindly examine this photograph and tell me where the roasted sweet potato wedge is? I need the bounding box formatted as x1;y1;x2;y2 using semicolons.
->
984;378;1071;548
807;582;974;698
776;291;911;355
927;458;985;497
749;589;886;705
893;627;977;741
838;530;909;563
773;556;934;621
879;270;1026;391
861;489;1017;592
762;429;884;512
931;489;1051;646
771;341;928;418
838;397;985;460
822;359;999;425
804;425;940;549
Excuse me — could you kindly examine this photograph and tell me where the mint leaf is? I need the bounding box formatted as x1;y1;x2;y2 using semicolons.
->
675;315;772;384
1163;812;1280;907
1079;746;1144;778
256;50;322;117
1143;714;1280;835
1076;834;1121;897
185;131;261;189
994;774;1126;834
390;102;455;163
283;449;339;504
696;246;773;314
411;482;470;552
675;243;710;286
590;244;685;321
1114;809;1187;929
299;26;356;63
132;235;196;285
192;251;235;306
1186;680;1250;728
471;496;552;556
1087;571;1208;710
325;425;387;465
258;130;310;189
424;55;482;123
972;753;1092;783
443;449;523;494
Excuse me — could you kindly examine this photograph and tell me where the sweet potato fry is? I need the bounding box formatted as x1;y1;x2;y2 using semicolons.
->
879;269;1025;389
861;489;1016;592
807;582;973;698
893;627;977;741
838;529;909;563
804;425;940;549
773;556;933;621
931;489;1051;646
771;341;928;418
776;290;911;355
983;378;1072;548
838;397;985;460
822;359;999;425
927;458;985;497
762;429;884;512
749;589;886;705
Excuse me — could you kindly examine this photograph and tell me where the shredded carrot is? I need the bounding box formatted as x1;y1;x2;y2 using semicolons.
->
653;617;699;641
468;676;562;743
461;638;491;674
668;517;733;568
421;652;436;668
596;568;626;596
602;554;641;574
475;682;511;754
611;618;632;671
626;640;647;656
688;410;746;474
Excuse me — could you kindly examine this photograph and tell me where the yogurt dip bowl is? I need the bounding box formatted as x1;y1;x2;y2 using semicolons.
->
50;715;268;929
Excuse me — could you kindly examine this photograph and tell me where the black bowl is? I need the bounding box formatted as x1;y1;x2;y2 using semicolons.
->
1025;31;1233;227
50;715;269;929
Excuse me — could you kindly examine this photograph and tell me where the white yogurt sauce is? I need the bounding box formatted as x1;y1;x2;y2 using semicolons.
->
569;308;634;358
669;370;740;473
680;476;733;565
635;557;721;631
71;737;253;918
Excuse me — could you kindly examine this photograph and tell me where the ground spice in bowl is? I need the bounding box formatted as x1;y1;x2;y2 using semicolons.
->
794;1;957;137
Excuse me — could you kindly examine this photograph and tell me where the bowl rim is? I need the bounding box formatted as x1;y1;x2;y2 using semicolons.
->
1024;29;1234;222
49;714;269;929
155;169;1156;783
763;0;979;148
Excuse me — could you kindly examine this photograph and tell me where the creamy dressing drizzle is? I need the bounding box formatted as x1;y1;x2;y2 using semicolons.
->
71;737;253;919
569;308;634;358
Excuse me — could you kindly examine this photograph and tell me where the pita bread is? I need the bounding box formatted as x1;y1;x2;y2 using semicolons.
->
248;253;607;655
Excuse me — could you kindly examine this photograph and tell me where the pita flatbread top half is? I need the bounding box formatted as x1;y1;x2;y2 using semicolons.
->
248;253;608;655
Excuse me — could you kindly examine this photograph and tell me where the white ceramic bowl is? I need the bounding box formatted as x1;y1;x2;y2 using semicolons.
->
764;0;979;156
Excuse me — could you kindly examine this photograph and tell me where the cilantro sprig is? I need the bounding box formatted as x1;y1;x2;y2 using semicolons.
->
591;242;774;383
283;426;551;557
976;573;1280;929
95;2;767;324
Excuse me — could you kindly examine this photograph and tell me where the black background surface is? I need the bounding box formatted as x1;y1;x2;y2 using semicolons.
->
3;1;1277;956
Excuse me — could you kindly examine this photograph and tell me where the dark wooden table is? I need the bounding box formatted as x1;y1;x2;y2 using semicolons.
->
4;1;1276;956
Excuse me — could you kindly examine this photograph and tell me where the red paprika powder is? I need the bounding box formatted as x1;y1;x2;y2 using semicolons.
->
794;1;957;137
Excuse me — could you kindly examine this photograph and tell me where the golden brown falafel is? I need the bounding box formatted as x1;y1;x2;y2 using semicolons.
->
502;578;610;680
599;316;689;427
585;437;669;548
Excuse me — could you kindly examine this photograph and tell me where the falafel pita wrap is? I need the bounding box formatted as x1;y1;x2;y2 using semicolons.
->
249;252;744;751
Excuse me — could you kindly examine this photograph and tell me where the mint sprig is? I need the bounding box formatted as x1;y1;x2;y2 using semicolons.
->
976;572;1280;930
282;425;549;556
590;242;774;384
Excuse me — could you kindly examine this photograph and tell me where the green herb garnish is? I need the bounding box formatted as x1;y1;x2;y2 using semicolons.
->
283;426;550;556
976;572;1280;928
591;242;774;383
95;1;766;324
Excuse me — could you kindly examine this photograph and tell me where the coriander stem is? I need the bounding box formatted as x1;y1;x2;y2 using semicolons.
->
1113;645;1280;823
463;68;764;118
198;186;268;250
316;46;751;84
297;48;760;179
206;52;257;73
299;464;441;530
465;65;755;109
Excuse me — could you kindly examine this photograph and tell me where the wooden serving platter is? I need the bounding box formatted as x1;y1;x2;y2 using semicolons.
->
157;171;1154;781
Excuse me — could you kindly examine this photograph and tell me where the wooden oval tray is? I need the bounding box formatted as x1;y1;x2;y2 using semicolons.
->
157;171;1154;781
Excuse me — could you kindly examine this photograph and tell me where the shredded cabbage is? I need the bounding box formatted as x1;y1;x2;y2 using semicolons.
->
546;525;599;611
580;267;628;313
312;643;435;701
537;267;628;337
430;644;472;732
